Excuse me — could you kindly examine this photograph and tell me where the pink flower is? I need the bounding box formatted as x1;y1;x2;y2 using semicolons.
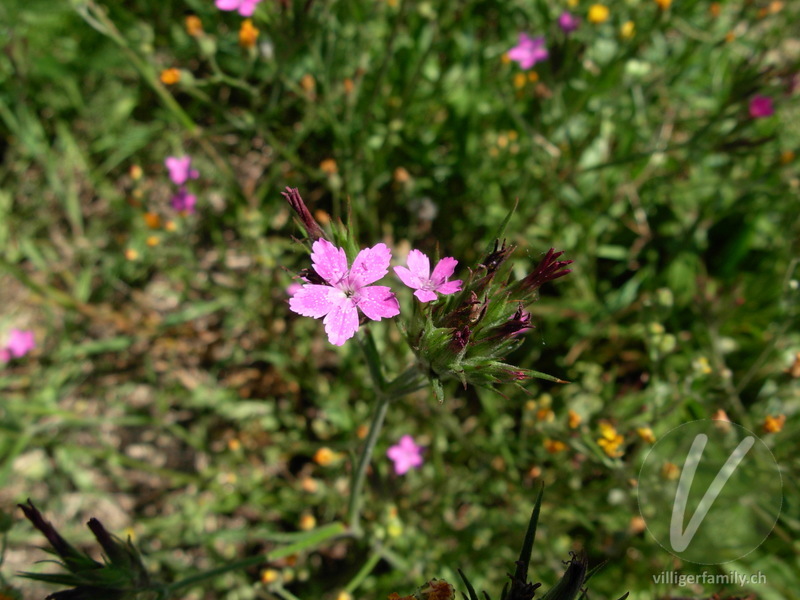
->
170;188;197;214
6;329;35;358
394;250;462;303
749;95;774;118
215;0;262;16
289;239;400;346
0;348;10;363
508;34;549;70
287;282;304;297
387;435;424;475
165;156;199;186
558;12;580;33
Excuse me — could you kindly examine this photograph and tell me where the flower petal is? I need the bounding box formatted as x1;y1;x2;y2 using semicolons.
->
310;239;349;286
356;285;400;320
323;300;360;346
289;284;340;318
431;257;458;284
393;265;422;290
215;0;241;10
413;289;438;303
350;243;392;287
435;279;462;296
405;249;431;279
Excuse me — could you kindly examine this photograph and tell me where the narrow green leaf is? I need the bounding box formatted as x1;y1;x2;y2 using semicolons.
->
457;569;480;600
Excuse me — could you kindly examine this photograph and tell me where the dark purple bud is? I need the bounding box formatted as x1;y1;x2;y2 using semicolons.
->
281;187;326;241
18;500;102;573
520;248;573;291
489;305;533;340
299;267;327;286
450;326;471;352
481;239;516;274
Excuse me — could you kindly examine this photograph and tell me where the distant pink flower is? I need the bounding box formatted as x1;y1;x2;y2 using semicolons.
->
508;34;549;70
387;435;424;475
749;95;774;118
394;250;462;303
165;156;199;186
170;187;197;214
6;329;35;358
0;348;10;363
287;282;304;297
215;0;262;16
289;239;400;346
558;12;580;33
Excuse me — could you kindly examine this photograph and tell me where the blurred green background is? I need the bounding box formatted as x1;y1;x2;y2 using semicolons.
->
0;0;798;598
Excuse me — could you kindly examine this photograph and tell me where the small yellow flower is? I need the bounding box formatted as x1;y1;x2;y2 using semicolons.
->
185;15;203;37
336;593;353;600
298;513;316;531
636;427;656;444
343;77;355;94
313;447;338;466
160;68;181;85
709;2;721;17
661;461;680;480
356;423;369;439
544;439;567;454
227;438;241;451
513;72;527;89
769;1;784;13
260;568;280;584
620;20;635;39
527;71;539;83
629;515;646;534
500;52;512;65
143;212;161;229
568;409;582;429
763;414;786;434
597;421;625;458
146;235;160;247
507;130;518;141
536;407;555;423
319;158;338;175
654;0;671;10
239;19;259;49
567;0;579;6
496;133;509;149
164;220;178;232
694;356;713;375
314;209;331;226
724;31;736;43
124;248;139;261
780;150;795;165
588;4;610;24
129;164;143;181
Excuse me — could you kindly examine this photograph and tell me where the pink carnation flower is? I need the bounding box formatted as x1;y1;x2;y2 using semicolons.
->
394;250;462;303
749;95;774;119
558;12;580;33
215;0;262;16
170;188;197;214
165;156;199;186
289;239;400;346
508;33;549;70
387;435;424;475
6;328;35;358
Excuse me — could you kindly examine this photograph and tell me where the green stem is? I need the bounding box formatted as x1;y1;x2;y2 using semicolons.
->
347;390;390;538
159;522;347;597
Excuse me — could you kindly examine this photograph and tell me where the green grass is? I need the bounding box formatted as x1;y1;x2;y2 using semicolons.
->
1;0;799;599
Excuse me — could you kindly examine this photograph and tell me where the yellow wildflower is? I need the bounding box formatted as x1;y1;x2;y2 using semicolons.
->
239;19;259;49
124;248;139;261
513;72;527;89
597;421;624;458
780;150;795;165
298;513;316;531
260;568;280;584
763;414;786;434
661;462;679;480
319;158;338;175
145;235;160;247
568;409;582;429
544;439;567;454
636;427;656;444
159;68;181;85
143;212;161;229
588;4;610;24
185;15;203;37
620;20;635;38
654;0;671;10
313;447;338;466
